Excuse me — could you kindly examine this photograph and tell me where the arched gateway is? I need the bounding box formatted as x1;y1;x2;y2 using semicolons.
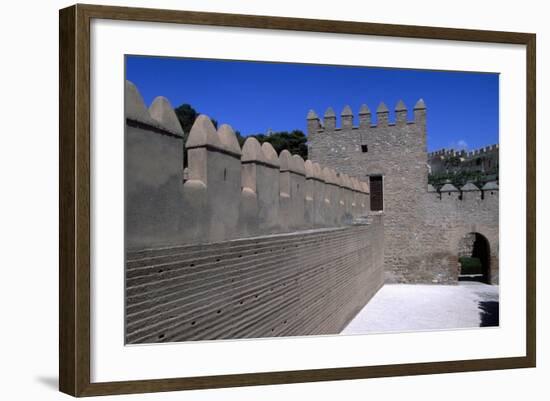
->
458;232;491;283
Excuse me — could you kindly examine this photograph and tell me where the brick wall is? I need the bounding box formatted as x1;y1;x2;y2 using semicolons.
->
126;219;384;343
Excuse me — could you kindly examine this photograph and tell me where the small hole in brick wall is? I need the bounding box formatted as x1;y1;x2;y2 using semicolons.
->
217;310;222;314
284;320;287;324
216;258;220;262
190;263;195;267
238;254;242;258
158;334;165;339
361;144;368;153
191;321;196;326
491;191;494;195
158;269;163;273
448;192;451;196
223;168;227;181
254;294;259;298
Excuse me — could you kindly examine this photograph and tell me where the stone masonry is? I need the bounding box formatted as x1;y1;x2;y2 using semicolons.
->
307;102;499;284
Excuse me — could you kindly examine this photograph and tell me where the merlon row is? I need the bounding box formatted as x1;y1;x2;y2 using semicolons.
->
307;99;426;131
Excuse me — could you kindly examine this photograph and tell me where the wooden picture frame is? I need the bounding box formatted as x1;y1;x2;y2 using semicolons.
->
59;3;536;397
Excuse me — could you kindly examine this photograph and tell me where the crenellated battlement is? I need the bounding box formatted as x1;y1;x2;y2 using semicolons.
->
125;80;499;286
125;80;184;138
307;99;426;135
431;181;499;202
125;81;373;249
427;143;499;177
427;144;498;159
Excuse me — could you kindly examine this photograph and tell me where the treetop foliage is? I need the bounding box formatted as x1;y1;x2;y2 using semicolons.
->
174;102;308;160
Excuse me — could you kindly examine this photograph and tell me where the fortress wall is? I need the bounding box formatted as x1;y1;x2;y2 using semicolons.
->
308;102;499;285
126;81;372;250
428;144;499;175
125;218;384;343
386;185;499;284
125;82;186;249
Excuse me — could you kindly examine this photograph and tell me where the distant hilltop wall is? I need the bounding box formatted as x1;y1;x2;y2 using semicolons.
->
125;81;373;250
428;144;499;175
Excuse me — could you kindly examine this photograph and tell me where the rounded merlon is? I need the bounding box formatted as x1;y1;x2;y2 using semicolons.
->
376;102;389;113
149;96;184;136
279;149;292;172
461;182;480;192
241;136;264;163
186;114;222;149
414;98;427;110
322;167;332;184
312;162;323;181
217;124;242;156
395;100;407;111
125;80;154;124
324;107;336;118
261;142;280;168
304;159;314;179
359;104;371;115
341;105;353;116
291;154;306;175
440;183;459;192
307;109;319;120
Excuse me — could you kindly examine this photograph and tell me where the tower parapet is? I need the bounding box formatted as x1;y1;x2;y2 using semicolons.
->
306;98;426;133
359;104;371;129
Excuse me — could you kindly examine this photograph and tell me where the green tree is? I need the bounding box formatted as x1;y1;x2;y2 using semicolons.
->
173;103;307;159
249;130;308;160
174;104;218;144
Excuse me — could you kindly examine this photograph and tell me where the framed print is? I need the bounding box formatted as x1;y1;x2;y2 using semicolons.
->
59;3;536;397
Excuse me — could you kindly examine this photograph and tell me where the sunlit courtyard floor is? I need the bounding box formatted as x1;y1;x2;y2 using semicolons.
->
342;282;499;334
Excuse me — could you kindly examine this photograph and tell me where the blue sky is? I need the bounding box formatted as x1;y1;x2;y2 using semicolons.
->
126;56;499;152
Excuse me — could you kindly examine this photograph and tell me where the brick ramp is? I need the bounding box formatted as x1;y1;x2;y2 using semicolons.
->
126;224;383;344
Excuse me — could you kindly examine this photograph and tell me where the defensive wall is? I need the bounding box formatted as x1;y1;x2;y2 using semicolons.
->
126;222;383;343
124;81;385;342
428;144;499;175
307;102;499;284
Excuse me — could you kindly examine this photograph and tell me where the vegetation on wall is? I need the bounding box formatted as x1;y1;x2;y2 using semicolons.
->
458;256;483;275
428;170;498;189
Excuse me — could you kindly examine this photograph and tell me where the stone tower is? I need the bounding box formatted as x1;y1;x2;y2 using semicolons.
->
307;100;430;282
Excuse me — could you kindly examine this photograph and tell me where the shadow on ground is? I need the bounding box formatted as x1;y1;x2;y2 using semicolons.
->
35;376;58;391
478;301;499;327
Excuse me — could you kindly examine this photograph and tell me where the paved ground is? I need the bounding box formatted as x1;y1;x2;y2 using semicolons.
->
342;282;499;335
